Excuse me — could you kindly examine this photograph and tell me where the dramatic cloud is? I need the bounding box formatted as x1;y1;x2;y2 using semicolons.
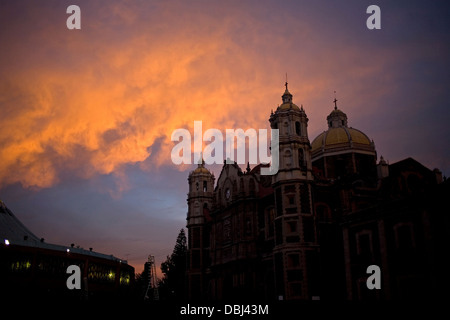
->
2;1;448;191
1;0;449;273
0;1;284;189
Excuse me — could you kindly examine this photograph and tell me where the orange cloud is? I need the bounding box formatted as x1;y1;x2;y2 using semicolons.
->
0;2;279;189
1;1;423;190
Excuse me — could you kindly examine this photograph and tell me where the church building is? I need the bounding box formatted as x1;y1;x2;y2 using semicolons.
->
185;83;448;301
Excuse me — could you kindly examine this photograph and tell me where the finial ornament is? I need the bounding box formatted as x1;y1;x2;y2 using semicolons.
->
285;73;288;91
197;153;205;167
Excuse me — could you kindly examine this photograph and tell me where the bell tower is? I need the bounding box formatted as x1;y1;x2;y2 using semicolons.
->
186;159;214;300
270;82;313;181
269;82;320;300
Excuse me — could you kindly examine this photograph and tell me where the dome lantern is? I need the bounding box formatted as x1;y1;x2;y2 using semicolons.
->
282;81;293;104
326;94;348;128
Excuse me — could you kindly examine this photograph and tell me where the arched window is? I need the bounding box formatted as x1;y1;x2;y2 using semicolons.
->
295;121;301;135
203;181;207;192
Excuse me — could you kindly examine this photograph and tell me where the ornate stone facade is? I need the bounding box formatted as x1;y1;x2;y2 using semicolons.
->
186;84;449;301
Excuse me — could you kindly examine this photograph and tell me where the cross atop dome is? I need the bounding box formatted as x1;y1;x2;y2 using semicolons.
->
284;73;289;92
197;155;205;167
327;92;348;128
282;75;293;104
333;91;338;110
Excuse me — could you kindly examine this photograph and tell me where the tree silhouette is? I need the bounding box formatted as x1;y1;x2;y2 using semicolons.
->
159;229;187;300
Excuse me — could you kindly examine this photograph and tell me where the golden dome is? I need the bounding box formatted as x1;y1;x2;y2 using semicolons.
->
311;132;325;151
325;127;349;145
193;167;210;174
311;127;372;154
347;128;371;145
190;159;212;175
278;102;301;111
311;99;375;158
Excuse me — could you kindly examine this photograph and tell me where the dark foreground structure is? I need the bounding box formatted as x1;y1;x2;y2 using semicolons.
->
0;200;134;301
185;84;449;301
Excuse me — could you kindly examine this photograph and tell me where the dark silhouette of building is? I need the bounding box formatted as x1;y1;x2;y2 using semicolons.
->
0;200;134;301
185;84;449;301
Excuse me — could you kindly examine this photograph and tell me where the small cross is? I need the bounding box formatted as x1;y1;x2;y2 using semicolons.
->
333;91;338;109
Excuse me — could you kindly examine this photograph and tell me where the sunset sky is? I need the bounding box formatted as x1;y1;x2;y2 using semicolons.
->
1;0;449;275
